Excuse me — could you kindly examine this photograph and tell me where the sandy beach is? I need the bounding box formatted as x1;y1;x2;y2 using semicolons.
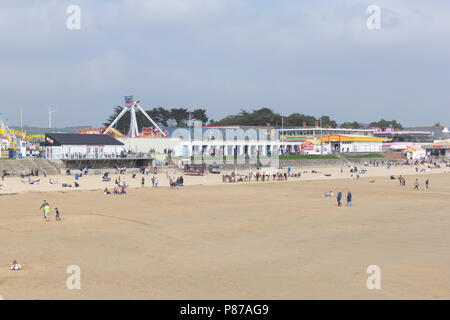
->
0;165;449;299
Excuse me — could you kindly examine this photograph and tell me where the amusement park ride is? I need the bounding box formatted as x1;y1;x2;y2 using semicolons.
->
0;120;44;150
103;96;167;138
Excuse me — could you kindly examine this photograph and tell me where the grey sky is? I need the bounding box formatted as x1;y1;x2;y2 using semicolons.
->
0;0;449;128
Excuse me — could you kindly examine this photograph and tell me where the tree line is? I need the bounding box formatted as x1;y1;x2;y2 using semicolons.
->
104;106;404;133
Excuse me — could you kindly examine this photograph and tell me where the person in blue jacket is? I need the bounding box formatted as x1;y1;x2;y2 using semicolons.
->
346;192;352;206
337;192;342;206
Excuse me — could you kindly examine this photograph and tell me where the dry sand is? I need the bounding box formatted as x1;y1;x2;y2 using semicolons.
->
0;165;449;299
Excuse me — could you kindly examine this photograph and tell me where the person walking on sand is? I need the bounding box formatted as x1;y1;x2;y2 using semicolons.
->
346;192;352;206
141;176;145;187
414;179;419;190
43;203;50;222
40;200;49;217
337;192;342;207
55;207;61;221
425;179;429;190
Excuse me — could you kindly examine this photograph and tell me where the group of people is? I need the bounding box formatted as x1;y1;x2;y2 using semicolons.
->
168;175;184;188
336;191;352;207
223;170;296;183
103;172;182;191
140;176;156;188
116;165;127;174
324;191;352;206
395;175;430;190
413;178;430;190
39;200;61;222
106;176;128;194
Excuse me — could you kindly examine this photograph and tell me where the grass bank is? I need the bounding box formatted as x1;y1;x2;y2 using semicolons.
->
346;153;384;159
279;154;339;160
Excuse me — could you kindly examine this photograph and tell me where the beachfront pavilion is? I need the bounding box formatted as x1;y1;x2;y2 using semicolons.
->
179;139;302;157
318;134;386;153
279;127;374;144
423;140;450;158
43;133;124;160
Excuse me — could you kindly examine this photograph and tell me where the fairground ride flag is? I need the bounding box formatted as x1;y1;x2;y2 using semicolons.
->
124;95;134;107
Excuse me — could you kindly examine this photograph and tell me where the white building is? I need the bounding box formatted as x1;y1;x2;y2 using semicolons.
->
44;133;124;160
319;134;385;153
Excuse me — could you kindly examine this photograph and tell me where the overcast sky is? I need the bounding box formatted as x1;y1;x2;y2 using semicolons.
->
0;0;449;128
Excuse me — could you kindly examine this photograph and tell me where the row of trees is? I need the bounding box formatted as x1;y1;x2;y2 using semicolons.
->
103;106;405;133
209;108;338;128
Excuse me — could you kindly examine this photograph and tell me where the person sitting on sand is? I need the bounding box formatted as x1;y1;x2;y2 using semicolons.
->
10;260;21;270
104;187;111;195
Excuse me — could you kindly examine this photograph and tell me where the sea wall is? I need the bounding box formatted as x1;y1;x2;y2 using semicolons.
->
0;158;64;175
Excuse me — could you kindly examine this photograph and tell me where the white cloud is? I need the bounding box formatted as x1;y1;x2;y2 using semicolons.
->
0;0;449;127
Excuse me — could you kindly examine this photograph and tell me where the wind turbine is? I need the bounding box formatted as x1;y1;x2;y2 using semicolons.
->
103;96;166;138
48;108;56;129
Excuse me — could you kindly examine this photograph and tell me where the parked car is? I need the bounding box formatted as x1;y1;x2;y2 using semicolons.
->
208;164;221;174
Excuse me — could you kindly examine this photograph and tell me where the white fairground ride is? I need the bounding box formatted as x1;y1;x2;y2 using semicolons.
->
103;96;167;138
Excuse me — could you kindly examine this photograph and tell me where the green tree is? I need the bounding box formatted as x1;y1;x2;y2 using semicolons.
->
146;107;171;127
169;108;190;127
319;115;337;128
283;113;316;127
369;119;403;129
103;106;131;134
191;108;209;124
212;107;282;126
341;121;362;129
